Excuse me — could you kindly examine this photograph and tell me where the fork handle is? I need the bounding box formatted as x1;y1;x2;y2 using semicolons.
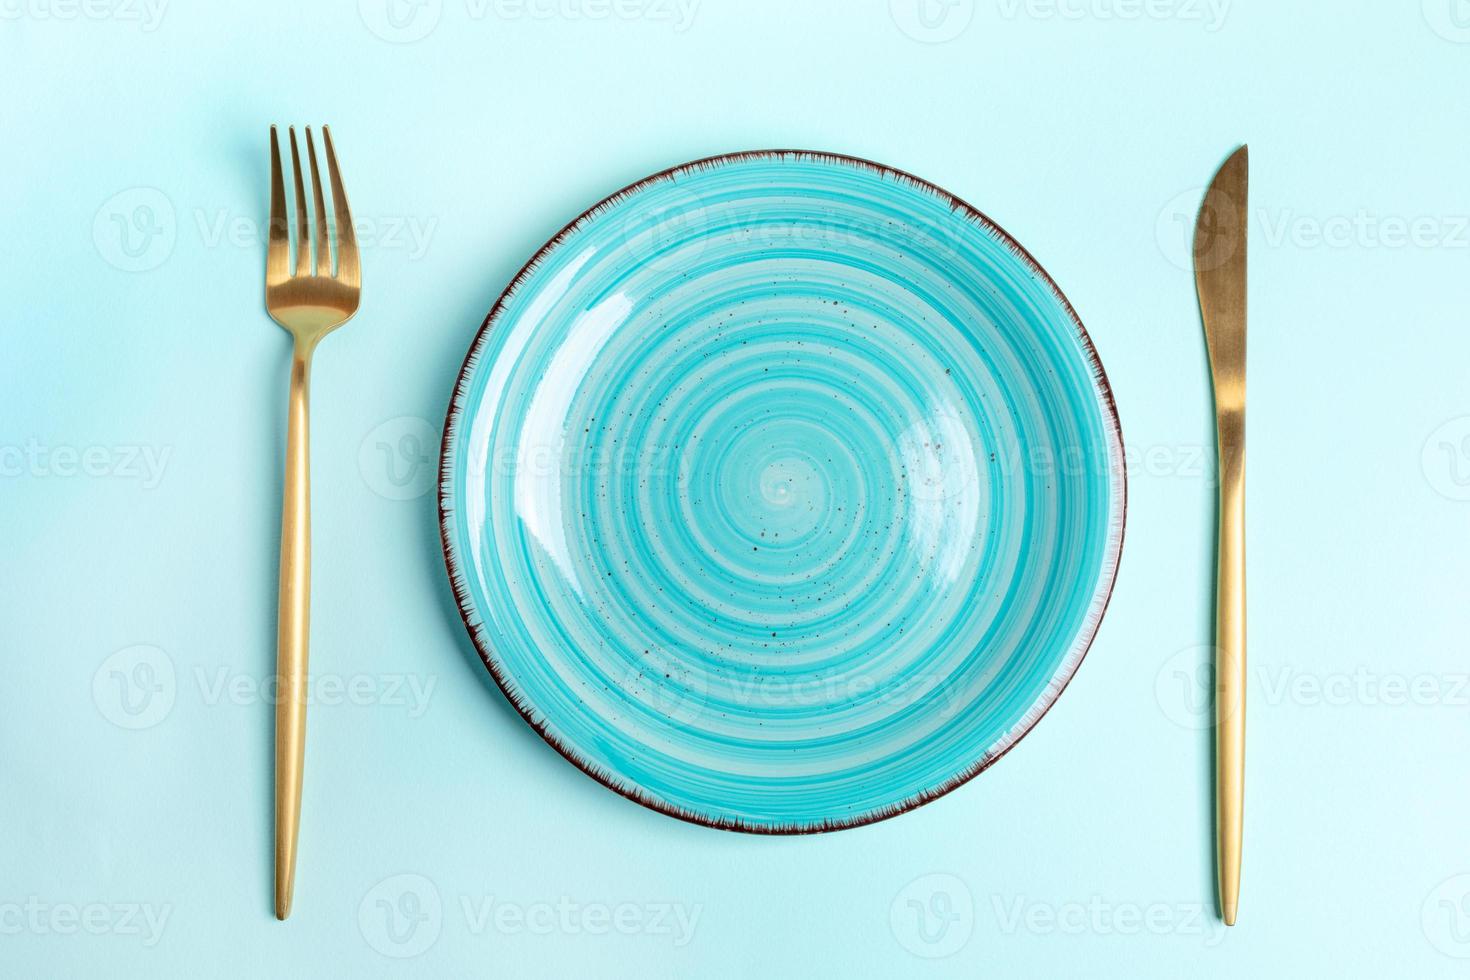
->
1214;418;1245;926
274;343;313;921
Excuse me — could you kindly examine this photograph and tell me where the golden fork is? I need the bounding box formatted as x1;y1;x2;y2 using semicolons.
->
265;124;360;921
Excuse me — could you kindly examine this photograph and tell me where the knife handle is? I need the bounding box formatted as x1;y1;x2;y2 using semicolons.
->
1214;417;1245;926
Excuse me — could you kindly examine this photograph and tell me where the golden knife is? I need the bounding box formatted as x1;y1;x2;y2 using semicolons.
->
1193;144;1247;927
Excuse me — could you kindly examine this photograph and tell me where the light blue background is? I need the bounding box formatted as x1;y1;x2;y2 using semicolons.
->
4;0;1468;976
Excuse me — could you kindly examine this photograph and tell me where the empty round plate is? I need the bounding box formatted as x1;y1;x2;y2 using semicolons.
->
440;151;1124;832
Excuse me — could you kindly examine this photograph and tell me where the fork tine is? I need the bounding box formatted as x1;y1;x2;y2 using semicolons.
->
268;127;289;283
288;127;310;277
322;126;358;287
305;128;331;278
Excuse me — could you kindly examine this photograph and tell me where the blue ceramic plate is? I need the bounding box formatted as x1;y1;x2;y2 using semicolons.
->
440;151;1124;832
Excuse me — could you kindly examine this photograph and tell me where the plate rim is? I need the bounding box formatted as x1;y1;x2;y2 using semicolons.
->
438;148;1128;834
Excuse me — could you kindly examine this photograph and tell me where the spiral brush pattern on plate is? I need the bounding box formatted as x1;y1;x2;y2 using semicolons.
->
440;151;1125;832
